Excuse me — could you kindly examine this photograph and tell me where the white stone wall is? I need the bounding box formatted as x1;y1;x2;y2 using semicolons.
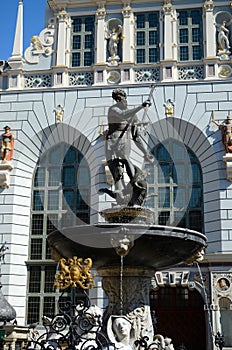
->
0;80;232;324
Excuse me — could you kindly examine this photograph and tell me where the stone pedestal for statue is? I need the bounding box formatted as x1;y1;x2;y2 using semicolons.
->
100;266;154;344
218;50;230;61
0;161;13;189
222;153;232;181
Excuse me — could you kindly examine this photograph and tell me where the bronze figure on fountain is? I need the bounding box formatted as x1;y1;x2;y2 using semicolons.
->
100;88;153;207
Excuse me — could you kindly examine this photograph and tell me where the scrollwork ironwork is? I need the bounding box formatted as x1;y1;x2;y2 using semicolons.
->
26;288;115;350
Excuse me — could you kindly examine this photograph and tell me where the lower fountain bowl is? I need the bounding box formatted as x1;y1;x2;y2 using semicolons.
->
47;223;207;270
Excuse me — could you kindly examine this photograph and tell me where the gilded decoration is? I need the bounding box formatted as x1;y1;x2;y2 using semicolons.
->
24;24;55;64
218;64;232;78
54;257;94;290
163;99;175;117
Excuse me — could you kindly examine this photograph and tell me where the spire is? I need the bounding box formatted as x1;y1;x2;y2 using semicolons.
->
8;0;24;69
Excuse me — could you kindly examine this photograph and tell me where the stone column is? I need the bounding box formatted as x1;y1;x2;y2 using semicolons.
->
122;2;134;63
95;2;107;64
98;266;154;344
203;0;216;58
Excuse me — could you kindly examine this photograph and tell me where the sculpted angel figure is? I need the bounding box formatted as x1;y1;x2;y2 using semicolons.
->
106;25;122;58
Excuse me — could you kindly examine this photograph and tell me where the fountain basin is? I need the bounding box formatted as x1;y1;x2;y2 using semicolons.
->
47;224;207;270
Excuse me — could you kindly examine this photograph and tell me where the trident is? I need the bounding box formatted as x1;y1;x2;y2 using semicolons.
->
140;84;156;133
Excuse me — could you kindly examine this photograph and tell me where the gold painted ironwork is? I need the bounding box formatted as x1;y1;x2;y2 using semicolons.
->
54;256;94;290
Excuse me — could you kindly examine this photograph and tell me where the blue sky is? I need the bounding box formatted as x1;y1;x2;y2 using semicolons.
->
0;0;46;61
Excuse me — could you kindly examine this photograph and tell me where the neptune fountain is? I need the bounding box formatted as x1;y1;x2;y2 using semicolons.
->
36;88;207;350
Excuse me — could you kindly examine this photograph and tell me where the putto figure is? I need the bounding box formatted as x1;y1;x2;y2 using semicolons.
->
1;126;14;161
100;88;153;206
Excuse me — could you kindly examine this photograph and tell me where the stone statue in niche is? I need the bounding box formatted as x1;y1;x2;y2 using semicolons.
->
105;19;123;65
218;21;231;52
1;126;14;161
215;15;232;60
106;26;122;58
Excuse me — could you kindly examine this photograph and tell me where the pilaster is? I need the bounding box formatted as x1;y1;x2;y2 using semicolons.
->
95;2;107;64
122;2;134;63
56;8;72;67
203;0;216;59
162;0;177;61
160;1;178;81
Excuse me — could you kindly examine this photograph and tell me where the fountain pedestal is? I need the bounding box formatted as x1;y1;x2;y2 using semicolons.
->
47;206;207;349
99;266;154;344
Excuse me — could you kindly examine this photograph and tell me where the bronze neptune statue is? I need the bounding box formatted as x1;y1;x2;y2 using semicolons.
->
100;88;153;206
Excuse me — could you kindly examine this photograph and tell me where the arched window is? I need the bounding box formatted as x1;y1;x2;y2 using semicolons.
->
145;140;203;232
26;143;90;324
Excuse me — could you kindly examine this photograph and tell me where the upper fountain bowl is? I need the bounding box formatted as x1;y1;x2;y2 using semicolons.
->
47;222;207;270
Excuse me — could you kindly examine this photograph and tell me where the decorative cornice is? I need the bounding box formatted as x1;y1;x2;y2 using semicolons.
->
203;0;214;12
162;0;174;16
122;2;132;18
96;2;106;20
57;8;70;22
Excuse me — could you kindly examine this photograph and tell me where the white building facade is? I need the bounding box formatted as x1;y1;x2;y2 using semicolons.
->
0;0;232;349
